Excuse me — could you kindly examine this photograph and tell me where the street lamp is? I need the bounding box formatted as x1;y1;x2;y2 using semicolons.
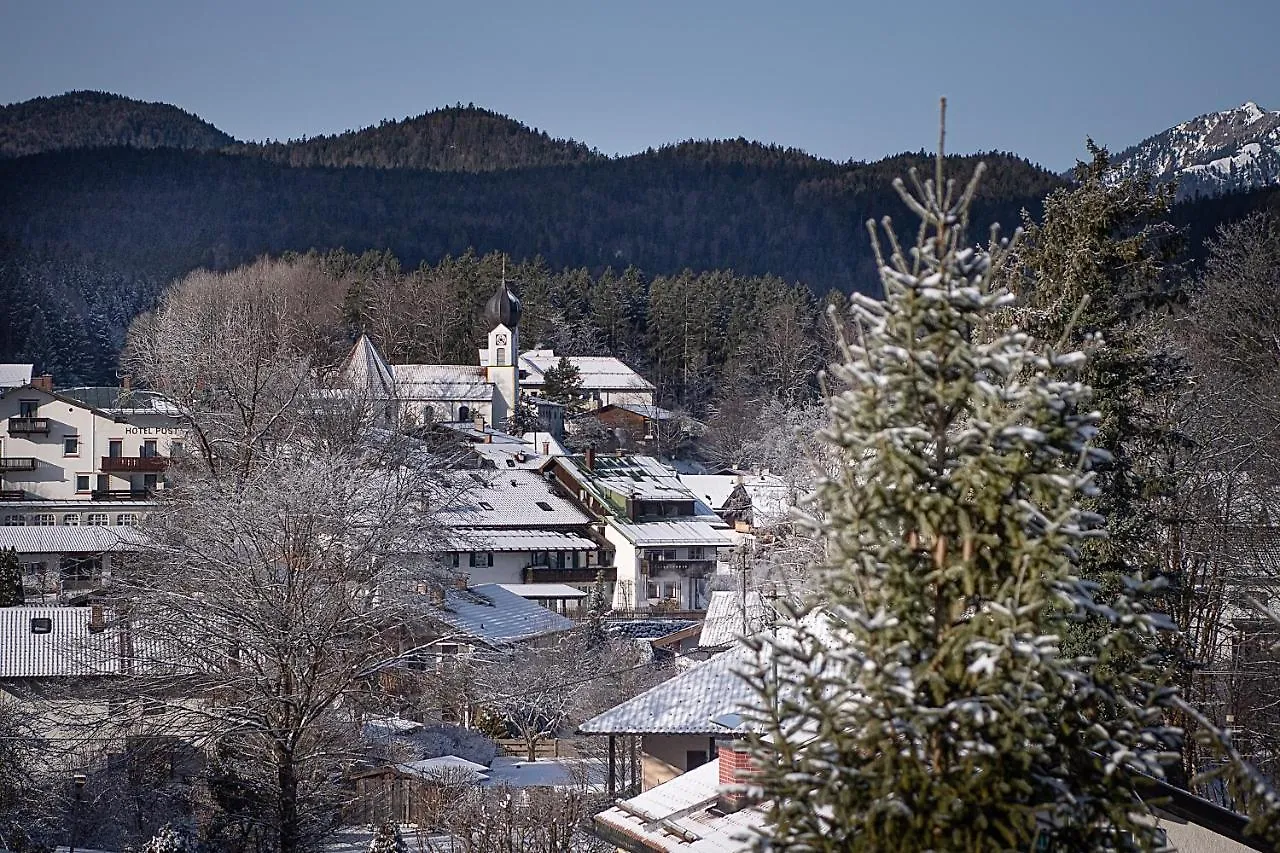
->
68;773;86;853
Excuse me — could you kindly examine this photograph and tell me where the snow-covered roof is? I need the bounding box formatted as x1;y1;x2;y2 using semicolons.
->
580;646;755;735
678;475;742;511
0;525;150;554
594;757;761;852
519;350;655;393
432;583;574;646
0;364;32;388
0;606;127;679
610;520;733;548
394;755;491;783
699;591;772;649
443;529;596;552
597;403;678;421
482;755;606;790
394;364;494;402
498;583;590;599
57;386;183;417
433;469;591;528
341;334;397;398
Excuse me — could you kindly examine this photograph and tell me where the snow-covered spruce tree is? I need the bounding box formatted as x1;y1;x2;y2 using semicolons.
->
742;121;1280;851
0;547;23;606
140;823;196;853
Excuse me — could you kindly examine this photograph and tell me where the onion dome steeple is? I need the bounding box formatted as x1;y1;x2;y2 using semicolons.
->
485;279;522;329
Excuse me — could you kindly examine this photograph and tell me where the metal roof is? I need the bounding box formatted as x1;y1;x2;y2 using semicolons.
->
56;386;181;415
431;583;574;646
0;525;149;554
443;529;596;552
0;606;126;679
609;520;733;547
579;646;756;735
678;475;742;511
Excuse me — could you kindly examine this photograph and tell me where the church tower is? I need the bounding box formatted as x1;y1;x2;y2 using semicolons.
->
483;278;522;429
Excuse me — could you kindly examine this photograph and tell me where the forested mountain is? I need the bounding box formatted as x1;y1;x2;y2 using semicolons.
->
0;91;233;158
2;90;1278;393
227;105;603;172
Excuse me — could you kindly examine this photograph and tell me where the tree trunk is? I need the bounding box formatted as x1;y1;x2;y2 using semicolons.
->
276;742;301;853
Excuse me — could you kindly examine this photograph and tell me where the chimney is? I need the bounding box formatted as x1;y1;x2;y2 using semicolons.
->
716;739;758;814
32;373;53;393
542;441;550;456
585;446;595;471
88;604;106;633
474;413;486;433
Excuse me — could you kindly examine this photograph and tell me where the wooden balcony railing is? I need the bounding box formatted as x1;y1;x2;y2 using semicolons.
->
642;559;714;576
522;566;617;584
7;417;50;434
100;456;169;473
0;457;37;472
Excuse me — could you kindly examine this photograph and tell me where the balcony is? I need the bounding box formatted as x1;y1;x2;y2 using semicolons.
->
7;417;50;435
91;489;154;502
642;559;714;576
100;455;169;473
0;457;37;472
522;566;617;584
0;490;24;501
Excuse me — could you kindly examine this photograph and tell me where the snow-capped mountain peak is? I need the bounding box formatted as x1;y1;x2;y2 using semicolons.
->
1108;101;1280;200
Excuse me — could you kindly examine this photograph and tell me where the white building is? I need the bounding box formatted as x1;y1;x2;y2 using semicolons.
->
547;453;732;612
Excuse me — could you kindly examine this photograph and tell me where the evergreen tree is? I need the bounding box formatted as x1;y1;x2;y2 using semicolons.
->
539;356;586;411
0;548;22;607
367;821;407;853
744;132;1279;850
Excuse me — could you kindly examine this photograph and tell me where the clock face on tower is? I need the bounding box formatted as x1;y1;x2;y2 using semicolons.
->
496;334;508;346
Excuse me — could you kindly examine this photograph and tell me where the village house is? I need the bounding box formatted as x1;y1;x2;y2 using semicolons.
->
546;452;732;612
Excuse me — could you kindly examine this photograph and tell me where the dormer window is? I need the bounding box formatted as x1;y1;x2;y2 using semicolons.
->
29;617;52;634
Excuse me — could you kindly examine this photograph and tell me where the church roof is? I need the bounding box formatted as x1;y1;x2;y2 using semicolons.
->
485;280;522;328
342;335;396;398
393;364;493;402
520;351;655;393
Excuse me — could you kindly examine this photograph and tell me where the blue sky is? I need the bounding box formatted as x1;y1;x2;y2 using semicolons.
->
2;0;1278;170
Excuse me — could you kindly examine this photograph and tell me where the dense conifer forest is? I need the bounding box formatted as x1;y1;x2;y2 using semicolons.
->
0;91;1275;396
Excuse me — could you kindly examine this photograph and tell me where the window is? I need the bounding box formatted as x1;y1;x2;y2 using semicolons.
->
478;501;494;511
19;561;44;578
662;582;679;600
496;347;507;365
688;547;706;560
142;440;158;458
169;441;184;457
646;582;659;600
76;475;90;492
29;617;52;634
443;552;460;568
536;501;554;512
32;514;55;526
63;435;79;456
2;515;24;526
18;400;37;418
116;513;138;526
108;439;123;458
144;474;158;490
469;552;493;568
63;513;80;526
87;513;109;526
60;555;101;581
686;750;709;770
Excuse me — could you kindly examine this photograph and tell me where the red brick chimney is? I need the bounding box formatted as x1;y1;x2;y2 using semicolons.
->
717;739;758;814
32;373;53;393
585;446;595;471
88;604;106;633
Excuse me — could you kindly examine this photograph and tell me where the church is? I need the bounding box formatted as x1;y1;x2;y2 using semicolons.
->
343;279;655;429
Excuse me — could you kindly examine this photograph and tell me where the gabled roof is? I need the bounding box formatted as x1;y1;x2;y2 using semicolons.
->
594;403;678;421
433;469;591;528
579;646;755;736
678;475;743;511
341;334;397;398
520;350;656;393
443;529;596;552
0;525;149;554
593;758;760;852
432;583;574;646
393;364;493;402
0;606;127;679
0;364;33;388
